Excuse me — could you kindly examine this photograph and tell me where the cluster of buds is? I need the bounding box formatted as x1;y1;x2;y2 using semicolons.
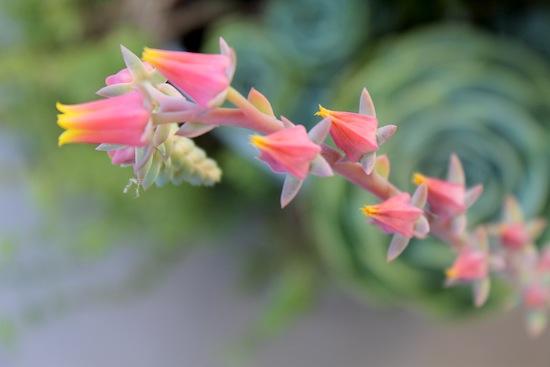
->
56;38;550;336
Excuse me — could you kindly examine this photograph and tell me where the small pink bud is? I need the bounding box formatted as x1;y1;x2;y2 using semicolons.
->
105;62;154;85
107;147;136;165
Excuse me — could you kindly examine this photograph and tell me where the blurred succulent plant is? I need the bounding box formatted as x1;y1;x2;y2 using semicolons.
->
263;0;370;72
309;24;550;316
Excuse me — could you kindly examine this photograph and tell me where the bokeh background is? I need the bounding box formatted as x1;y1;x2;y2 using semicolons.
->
2;0;550;366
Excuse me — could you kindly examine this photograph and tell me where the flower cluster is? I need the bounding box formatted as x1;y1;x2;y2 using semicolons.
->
56;38;550;336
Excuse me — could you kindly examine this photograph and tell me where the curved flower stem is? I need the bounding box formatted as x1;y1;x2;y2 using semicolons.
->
428;219;470;250
225;87;284;133
321;145;401;200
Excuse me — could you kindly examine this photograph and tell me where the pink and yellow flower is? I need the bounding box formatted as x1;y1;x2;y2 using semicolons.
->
316;105;378;162
446;249;488;282
57;91;152;147
142;40;235;108
250;125;321;180
361;193;424;238
413;173;466;219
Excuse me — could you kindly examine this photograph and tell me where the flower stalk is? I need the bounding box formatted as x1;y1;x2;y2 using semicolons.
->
54;39;550;336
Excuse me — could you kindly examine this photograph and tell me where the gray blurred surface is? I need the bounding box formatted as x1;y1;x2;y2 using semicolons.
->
2;243;550;367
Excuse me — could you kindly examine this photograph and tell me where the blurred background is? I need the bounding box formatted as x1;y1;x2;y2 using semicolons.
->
2;0;550;365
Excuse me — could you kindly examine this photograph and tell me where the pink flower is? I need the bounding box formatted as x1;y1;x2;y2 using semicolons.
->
57;91;152;147
524;283;550;310
361;193;424;238
250;125;321;180
413;173;466;219
141;40;235;108
445;249;488;282
499;223;531;250
316;105;378;162
493;196;547;251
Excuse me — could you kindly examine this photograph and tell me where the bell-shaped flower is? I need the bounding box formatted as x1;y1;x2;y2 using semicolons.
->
522;281;550;337
142;38;235;108
361;193;423;238
315;89;396;174
413;154;482;221
445;227;491;307
492;196;547;251
446;249;488;282
57;91;152;147
250;125;321;181
316;105;378;161
265;118;334;208
361;184;429;261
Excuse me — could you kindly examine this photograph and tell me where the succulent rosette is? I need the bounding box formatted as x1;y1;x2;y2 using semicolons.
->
264;0;370;71
309;25;550;315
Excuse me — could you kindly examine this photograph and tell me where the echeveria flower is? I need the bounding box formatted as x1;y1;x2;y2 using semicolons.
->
445;227;491;307
316;105;378;162
413;173;466;219
57;91;152;147
361;193;424;238
362;184;429;262
142;38;235;108
250;125;321;181
523;281;550;337
494;196;547;250
413;154;482;221
315;89;396;174
446;249;488;282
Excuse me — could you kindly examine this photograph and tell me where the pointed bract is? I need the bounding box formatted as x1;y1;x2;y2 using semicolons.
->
176;122;218;138
359;88;376;117
387;234;411;262
446;153;465;184
374;155;390;179
248;88;275;117
281;175;304;208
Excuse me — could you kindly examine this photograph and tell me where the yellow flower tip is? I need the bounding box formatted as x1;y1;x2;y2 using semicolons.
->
412;173;426;185
141;47;160;63
445;267;458;280
58;132;70;147
315;105;331;118
361;205;378;217
56;101;67;113
250;134;267;149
